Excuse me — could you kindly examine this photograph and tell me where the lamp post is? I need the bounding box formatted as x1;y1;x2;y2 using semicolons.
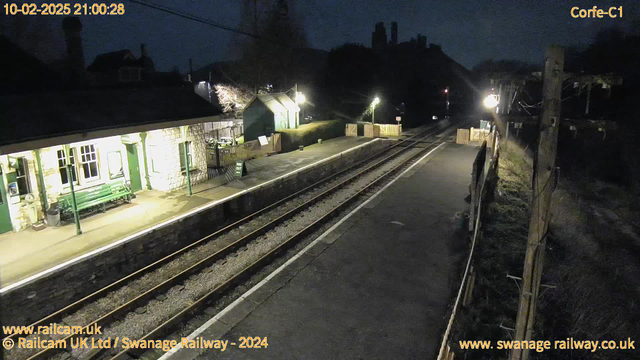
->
371;97;380;124
64;144;82;235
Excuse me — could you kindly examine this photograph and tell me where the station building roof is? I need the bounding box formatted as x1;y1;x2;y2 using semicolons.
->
0;87;222;154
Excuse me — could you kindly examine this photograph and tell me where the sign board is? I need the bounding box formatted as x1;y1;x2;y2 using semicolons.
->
7;182;18;197
235;160;247;177
395;116;401;122
479;120;491;130
258;135;269;146
514;122;523;129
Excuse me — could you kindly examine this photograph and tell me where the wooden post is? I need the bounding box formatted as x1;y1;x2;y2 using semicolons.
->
505;122;510;151
463;266;476;307
511;46;564;360
585;82;591;115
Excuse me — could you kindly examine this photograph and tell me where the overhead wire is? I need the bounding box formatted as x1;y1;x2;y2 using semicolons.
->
128;0;294;49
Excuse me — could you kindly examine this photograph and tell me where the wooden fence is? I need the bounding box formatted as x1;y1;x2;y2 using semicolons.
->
345;123;357;137
362;123;401;138
206;133;281;172
377;124;402;136
437;128;501;360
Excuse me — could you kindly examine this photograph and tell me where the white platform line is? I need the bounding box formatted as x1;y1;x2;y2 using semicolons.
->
158;141;447;359
0;139;380;294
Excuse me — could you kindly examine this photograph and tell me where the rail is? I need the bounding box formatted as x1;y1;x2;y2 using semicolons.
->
11;121;461;360
110;124;461;360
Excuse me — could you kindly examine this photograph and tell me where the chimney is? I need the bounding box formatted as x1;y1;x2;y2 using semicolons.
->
62;17;85;87
391;22;398;45
140;43;155;72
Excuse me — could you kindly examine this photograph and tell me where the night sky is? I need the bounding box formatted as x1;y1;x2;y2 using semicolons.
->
5;0;639;72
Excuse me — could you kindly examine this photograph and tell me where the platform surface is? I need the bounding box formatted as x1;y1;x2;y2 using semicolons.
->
0;136;379;289
172;143;478;360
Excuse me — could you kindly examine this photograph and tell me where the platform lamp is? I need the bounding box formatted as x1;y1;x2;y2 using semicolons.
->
371;97;380;124
483;94;499;110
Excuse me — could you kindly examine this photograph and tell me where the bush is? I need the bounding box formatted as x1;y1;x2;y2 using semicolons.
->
279;120;345;152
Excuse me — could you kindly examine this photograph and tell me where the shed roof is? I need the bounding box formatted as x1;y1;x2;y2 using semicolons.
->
247;93;299;114
0;87;222;151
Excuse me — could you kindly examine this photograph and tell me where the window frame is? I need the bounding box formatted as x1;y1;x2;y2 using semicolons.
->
80;144;100;181
179;142;193;172
15;157;31;196
149;145;161;173
107;151;124;180
57;148;79;186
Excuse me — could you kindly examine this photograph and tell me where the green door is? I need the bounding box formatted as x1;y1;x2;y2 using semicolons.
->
125;144;142;192
0;166;13;234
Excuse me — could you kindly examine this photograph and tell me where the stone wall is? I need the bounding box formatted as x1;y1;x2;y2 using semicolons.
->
146;125;207;191
1;139;392;326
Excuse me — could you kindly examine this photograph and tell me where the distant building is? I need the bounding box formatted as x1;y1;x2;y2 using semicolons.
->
242;93;299;141
87;44;156;86
372;22;387;50
408;34;427;49
391;22;398;46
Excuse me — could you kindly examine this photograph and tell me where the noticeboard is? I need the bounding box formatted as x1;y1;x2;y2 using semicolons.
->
235;160;247;177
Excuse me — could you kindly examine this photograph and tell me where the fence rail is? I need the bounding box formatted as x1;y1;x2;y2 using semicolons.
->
206;134;281;174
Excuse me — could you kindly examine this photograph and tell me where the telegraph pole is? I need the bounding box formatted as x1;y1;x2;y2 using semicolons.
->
511;46;564;360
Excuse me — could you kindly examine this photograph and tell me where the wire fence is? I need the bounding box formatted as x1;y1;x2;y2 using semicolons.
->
438;127;501;360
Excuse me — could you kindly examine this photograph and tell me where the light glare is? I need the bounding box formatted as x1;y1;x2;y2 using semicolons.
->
483;94;499;109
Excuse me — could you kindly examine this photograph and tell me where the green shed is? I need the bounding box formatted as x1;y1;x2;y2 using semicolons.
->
242;93;300;141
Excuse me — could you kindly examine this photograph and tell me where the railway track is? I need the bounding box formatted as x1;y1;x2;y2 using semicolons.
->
4;120;463;360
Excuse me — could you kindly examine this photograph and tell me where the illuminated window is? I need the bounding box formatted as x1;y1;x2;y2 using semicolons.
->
15;157;31;195
107;151;124;179
80;144;100;180
179;142;193;172
57;148;78;185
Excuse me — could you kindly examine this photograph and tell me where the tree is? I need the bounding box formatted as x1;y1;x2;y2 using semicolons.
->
214;84;256;116
233;0;308;92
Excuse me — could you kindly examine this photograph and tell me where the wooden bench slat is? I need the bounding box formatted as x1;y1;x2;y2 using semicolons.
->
58;179;132;216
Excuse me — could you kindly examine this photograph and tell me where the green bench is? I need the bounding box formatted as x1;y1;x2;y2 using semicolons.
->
58;179;133;218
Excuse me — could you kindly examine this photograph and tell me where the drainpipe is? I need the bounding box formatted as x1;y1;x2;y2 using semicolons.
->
140;132;152;190
64;144;82;235
34;149;48;213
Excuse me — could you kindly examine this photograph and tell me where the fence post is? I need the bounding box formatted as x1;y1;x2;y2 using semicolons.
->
215;143;221;168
